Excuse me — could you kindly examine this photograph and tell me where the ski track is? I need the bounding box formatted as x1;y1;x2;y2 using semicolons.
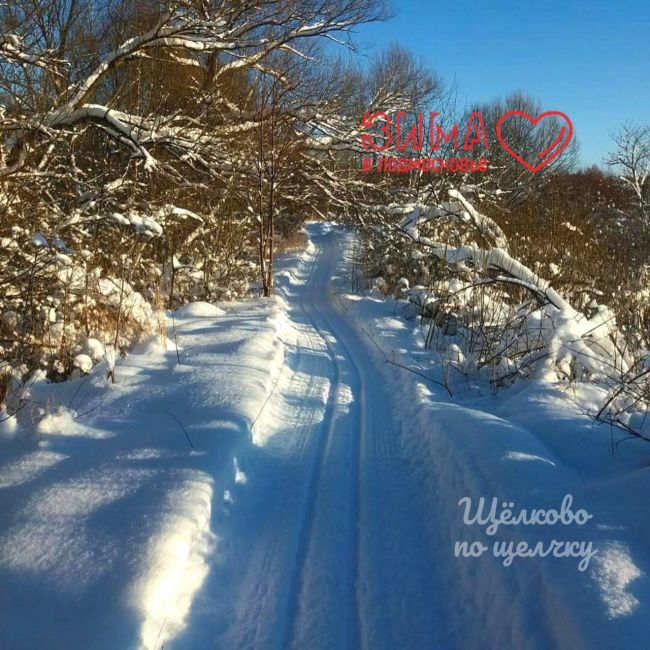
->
171;225;447;650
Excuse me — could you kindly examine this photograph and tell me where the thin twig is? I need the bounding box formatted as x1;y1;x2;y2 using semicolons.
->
359;327;453;397
163;410;194;449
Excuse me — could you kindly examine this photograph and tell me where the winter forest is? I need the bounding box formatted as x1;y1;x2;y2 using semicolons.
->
1;1;650;649
2;0;649;435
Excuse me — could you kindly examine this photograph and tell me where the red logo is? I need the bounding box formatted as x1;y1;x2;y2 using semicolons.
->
359;109;573;174
495;110;573;173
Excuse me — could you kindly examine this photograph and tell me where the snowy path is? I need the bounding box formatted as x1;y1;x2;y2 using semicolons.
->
3;224;645;650
173;225;448;649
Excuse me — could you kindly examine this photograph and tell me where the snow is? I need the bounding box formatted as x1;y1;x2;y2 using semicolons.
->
336;224;650;648
73;353;93;374
594;543;643;618
0;411;20;440
84;338;105;361
30;233;47;247
104;344;116;376
1;223;650;649
0;250;300;649
175;302;226;318
36;405;109;439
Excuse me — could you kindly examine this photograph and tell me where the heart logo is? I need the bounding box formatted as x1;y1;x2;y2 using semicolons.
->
495;110;573;173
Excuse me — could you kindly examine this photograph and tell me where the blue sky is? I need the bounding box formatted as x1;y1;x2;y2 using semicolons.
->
352;0;650;167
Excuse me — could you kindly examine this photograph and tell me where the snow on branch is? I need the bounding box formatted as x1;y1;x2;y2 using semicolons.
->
397;190;572;311
0;34;65;76
400;189;509;250
1;2;381;177
429;243;573;312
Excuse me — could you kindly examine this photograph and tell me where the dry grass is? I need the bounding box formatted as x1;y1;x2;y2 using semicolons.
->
274;229;309;253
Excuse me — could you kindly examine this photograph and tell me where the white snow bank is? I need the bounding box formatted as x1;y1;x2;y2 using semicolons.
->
84;338;105;361
131;333;177;356
175;302;226;318
130;472;216;649
333;225;650;650
73;353;93;374
593;543;643;619
0;249;305;649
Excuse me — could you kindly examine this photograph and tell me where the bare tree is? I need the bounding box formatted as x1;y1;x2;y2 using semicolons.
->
461;93;579;207
0;0;390;397
605;124;650;222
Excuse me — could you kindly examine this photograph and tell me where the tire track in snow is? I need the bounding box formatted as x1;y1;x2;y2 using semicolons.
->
286;330;329;455
173;226;444;650
282;237;366;650
276;242;347;650
235;334;329;650
303;304;365;649
309;227;444;650
211;246;336;650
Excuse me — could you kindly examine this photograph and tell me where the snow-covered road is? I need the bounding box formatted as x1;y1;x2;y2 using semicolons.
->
2;224;648;650
172;225;448;649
